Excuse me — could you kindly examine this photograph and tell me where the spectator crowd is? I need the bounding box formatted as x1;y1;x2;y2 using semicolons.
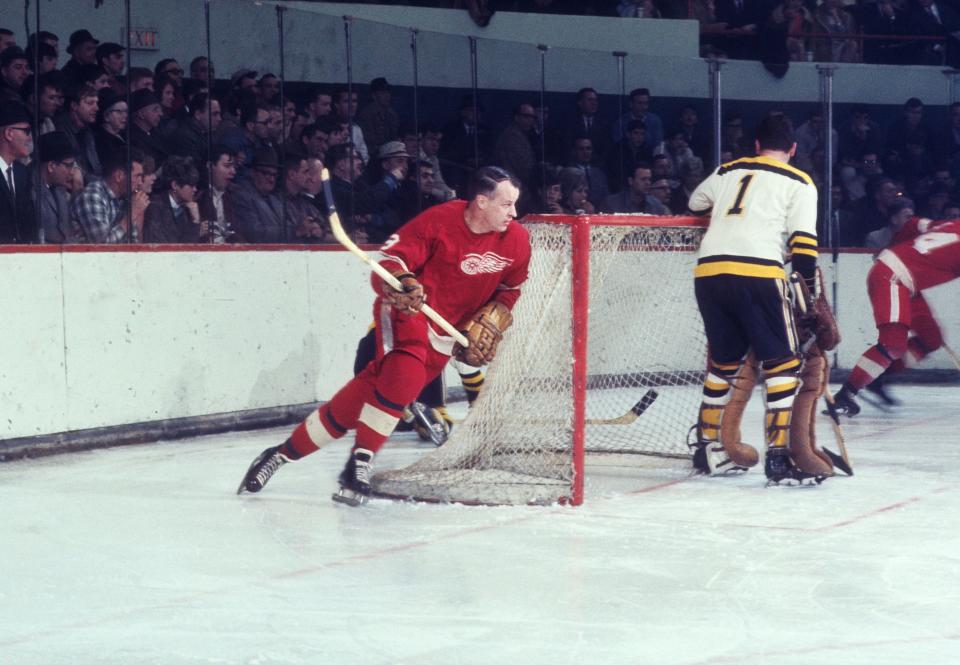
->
1;21;958;248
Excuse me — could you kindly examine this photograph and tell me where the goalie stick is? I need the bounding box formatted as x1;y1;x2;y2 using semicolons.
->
319;168;470;349
821;391;853;476
789;272;853;476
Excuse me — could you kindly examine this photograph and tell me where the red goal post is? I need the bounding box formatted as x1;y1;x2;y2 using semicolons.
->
372;214;710;506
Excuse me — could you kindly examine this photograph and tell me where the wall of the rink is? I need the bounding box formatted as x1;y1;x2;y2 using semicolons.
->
0;1;953;106
0;244;957;459
0;247;372;454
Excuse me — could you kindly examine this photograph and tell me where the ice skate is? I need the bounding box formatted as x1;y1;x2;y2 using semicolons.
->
830;385;861;417
863;376;899;409
689;435;749;476
409;401;450;446
332;448;374;507
764;447;796;485
237;444;290;494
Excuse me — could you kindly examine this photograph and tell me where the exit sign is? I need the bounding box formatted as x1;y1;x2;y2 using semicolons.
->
128;27;159;51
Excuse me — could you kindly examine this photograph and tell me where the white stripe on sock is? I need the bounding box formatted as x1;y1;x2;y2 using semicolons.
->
359;402;400;436
304;409;336;449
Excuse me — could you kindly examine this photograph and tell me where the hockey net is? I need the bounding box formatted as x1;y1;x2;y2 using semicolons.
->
372;214;709;505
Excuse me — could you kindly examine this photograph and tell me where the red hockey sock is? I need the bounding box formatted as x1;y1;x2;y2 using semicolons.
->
848;345;892;391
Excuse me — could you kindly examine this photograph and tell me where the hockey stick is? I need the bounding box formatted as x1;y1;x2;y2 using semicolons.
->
451;388;659;426
319;168;470;348
789;272;853;476
586;388;658;425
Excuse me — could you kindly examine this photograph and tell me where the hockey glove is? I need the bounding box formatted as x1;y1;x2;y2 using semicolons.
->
382;271;425;315
454;301;513;367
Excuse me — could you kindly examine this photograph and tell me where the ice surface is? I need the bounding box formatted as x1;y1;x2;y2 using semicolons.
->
2;385;959;665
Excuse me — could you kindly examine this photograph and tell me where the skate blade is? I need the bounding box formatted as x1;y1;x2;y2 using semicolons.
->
331;489;368;507
859;392;893;412
765;475;823;487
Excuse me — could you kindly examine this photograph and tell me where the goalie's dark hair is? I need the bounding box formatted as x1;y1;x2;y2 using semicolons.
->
468;166;521;200
755;114;795;152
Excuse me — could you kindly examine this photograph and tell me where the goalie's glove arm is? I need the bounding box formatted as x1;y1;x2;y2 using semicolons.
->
787;231;818;289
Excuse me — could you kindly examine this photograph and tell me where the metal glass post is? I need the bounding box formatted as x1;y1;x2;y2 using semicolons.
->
708;58;723;169
469;37;480;168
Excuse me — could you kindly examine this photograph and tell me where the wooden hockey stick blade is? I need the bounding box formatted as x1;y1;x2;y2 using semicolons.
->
585;389;658;425
319;168;470;348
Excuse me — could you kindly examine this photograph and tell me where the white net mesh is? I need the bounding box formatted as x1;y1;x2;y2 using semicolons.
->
372;217;708;505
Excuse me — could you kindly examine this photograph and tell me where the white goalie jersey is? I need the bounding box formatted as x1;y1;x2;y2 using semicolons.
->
689;155;819;280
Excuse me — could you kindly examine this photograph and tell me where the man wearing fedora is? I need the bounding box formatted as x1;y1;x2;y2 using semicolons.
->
0;103;35;243
61;29;99;88
229;147;288;242
95;42;125;96
93;88;128;169
36;131;83;244
357;77;400;158
128;89;168;166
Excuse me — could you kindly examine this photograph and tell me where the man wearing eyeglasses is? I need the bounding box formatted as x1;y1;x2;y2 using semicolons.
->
0;104;35;243
36;131;82;243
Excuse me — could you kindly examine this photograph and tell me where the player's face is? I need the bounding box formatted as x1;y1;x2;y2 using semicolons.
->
479;181;519;233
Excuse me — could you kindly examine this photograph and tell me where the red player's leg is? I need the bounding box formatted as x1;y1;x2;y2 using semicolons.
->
847;323;909;391
833;263;911;415
354;350;427;456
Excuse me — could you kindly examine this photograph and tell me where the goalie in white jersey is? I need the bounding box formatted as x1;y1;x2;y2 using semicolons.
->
688;114;820;483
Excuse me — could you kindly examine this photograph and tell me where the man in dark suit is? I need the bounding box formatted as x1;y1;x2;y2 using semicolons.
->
563;87;611;161
0;103;36;243
714;0;766;60
36;131;82;243
440;95;492;173
907;0;960;66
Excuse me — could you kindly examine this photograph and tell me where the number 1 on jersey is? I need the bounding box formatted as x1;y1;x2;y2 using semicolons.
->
726;174;754;216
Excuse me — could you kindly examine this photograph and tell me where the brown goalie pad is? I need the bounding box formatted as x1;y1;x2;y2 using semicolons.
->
789;346;835;477
813;269;841;351
718;355;760;468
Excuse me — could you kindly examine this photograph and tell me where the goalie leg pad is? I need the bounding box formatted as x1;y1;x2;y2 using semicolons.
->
718;357;761;469
692;357;758;473
789;348;835;478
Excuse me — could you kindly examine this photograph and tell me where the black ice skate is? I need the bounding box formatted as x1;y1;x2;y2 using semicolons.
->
237;444;290;494
332;448;374;507
864;376;900;408
764;447;797;485
831;385;861;417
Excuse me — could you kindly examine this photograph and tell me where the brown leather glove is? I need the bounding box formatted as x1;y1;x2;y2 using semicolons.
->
454;302;513;367
381;271;425;315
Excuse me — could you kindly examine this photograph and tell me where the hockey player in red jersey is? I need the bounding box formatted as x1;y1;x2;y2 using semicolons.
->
238;166;531;504
833;216;960;415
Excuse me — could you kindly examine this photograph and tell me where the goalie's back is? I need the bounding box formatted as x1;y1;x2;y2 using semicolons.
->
690;155;818;280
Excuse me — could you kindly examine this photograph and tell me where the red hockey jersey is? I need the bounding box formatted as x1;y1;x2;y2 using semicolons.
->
375;200;531;330
879;217;960;294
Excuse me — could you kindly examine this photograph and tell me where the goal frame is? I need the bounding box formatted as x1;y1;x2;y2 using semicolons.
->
522;214;708;506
